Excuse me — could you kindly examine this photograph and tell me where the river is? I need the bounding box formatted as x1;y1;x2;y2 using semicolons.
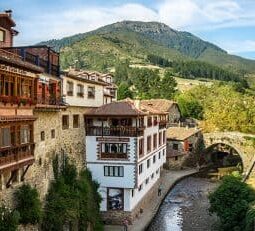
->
147;176;219;231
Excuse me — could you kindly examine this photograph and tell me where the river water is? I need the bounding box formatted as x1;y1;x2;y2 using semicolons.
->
147;177;219;231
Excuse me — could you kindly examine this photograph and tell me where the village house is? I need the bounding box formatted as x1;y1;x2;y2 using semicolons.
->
85;99;167;224
0;10;43;201
166;127;202;169
140;99;181;126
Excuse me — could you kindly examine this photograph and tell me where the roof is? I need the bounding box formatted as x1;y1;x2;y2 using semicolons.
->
63;69;108;86
85;99;168;116
166;127;201;141
141;99;179;113
85;99;146;116
0;49;43;73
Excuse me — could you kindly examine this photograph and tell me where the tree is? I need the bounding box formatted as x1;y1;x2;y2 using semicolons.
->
209;175;255;231
42;156;103;231
159;70;177;99
0;205;20;231
15;184;42;225
117;82;133;100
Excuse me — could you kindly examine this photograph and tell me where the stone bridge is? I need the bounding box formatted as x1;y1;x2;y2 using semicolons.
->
203;132;255;179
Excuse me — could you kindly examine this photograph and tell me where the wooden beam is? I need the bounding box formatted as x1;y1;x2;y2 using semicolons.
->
21;164;30;181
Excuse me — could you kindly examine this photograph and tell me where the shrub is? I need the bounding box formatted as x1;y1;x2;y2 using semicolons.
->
15;184;42;225
0;205;20;231
209;175;255;230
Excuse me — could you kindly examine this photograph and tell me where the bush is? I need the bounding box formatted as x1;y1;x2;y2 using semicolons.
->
0;205;20;231
209;175;255;231
15;184;42;225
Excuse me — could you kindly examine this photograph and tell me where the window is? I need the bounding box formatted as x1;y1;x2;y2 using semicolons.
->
158;151;161;159
139;138;144;156
0;30;5;42
175;156;178;161
159;132;162;146
0;128;11;147
147;136;151;153
163;131;166;144
173;143;179;150
147;117;152;127
153;133;157;150
107;188;124;210
88;86;95;99
153;116;158;126
67;81;74;96
102;143;127;154
51;129;55;139
138;184;143;191
153;155;156;163
77;84;84;97
156;169;159;174
62;115;69;129
41;131;45;141
151;173;154;179
146;178;149;184
147;159;150;168
104;166;124;177
189;143;193;152
163;149;165;156
73;115;80;128
20;126;30;144
131;189;134;197
138;164;143;175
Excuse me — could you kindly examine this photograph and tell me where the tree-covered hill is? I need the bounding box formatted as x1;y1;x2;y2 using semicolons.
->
38;20;255;74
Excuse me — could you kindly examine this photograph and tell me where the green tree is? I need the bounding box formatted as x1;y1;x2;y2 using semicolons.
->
0;205;20;231
209;175;255;231
15;184;42;225
42;156;103;231
159;70;177;99
117;82;133;100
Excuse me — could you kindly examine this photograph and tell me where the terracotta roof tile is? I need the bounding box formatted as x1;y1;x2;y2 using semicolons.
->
141;99;178;113
166;127;201;140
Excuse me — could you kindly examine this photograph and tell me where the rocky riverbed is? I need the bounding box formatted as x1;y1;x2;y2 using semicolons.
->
148;176;219;231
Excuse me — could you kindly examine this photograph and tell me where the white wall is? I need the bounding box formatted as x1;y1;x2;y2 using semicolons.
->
62;76;104;107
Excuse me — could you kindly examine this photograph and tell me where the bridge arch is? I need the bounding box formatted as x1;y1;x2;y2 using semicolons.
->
203;132;255;176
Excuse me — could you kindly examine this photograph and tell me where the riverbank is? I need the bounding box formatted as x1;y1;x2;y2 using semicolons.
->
104;168;198;231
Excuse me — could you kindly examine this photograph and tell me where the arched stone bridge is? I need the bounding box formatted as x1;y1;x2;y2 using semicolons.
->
203;132;255;179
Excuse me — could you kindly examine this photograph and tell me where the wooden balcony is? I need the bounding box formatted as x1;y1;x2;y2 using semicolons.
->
167;149;187;157
159;120;167;129
101;152;128;159
0;143;35;172
0;95;35;106
86;126;144;137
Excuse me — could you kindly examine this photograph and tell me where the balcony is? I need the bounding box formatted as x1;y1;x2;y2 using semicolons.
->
86;126;144;137
36;94;63;106
101;153;128;159
167;149;187;157
0;95;35;106
159;120;167;129
0;143;35;171
3;46;60;77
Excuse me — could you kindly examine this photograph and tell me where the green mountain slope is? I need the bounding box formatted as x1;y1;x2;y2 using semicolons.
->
39;21;255;73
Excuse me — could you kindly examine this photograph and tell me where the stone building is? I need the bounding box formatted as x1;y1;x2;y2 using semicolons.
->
166;127;202;169
140;99;181;125
85;99;167;224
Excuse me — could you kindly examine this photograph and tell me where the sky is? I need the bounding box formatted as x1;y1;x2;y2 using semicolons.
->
1;0;255;60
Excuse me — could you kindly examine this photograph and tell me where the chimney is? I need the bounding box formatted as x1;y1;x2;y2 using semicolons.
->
5;10;12;17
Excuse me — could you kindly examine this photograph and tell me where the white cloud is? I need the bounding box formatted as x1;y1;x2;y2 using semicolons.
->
14;0;255;46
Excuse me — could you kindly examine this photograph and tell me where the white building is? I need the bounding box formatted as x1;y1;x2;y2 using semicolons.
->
85;99;167;223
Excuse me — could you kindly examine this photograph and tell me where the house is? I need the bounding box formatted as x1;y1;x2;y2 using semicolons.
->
0;11;41;196
140;99;181;125
84;99;167;223
166;127;202;169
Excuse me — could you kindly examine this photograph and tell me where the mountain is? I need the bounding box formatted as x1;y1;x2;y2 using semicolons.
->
38;21;255;73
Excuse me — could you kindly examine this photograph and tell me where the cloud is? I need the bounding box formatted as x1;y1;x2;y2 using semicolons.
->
14;0;255;46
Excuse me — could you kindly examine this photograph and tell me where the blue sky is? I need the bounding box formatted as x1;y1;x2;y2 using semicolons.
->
1;0;255;60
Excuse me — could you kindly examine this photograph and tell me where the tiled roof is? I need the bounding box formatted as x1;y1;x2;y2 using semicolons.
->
85;99;167;116
166;127;201;141
141;99;178;113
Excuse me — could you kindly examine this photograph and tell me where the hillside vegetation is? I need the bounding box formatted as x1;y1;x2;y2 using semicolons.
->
39;21;255;75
